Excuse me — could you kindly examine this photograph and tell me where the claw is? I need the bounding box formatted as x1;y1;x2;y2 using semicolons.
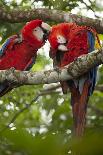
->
9;67;16;72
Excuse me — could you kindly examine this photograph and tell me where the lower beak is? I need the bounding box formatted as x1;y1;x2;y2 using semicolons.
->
43;32;49;40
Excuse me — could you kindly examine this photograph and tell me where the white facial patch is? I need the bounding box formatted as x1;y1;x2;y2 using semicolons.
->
33;26;44;41
57;35;67;44
58;44;68;51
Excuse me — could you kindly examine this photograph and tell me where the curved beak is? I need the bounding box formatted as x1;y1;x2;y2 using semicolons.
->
41;22;52;40
43;30;50;40
58;44;68;52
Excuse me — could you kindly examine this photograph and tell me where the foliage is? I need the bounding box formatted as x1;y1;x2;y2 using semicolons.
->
0;0;103;155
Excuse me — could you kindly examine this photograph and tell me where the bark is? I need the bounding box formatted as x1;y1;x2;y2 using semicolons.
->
0;8;103;34
0;48;102;85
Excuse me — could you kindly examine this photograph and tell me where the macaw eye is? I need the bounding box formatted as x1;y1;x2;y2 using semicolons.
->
57;35;67;44
34;28;38;32
33;26;44;41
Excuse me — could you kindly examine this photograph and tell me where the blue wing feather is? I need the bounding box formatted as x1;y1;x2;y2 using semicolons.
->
72;32;97;96
0;56;36;97
88;31;97;95
0;37;13;56
0;37;14;95
0;35;21;96
0;35;35;96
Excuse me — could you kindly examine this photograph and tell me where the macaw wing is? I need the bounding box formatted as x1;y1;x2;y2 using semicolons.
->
87;31;98;95
0;55;37;97
0;35;18;57
77;31;98;95
0;36;18;96
67;30;99;96
0;38;12;57
24;55;37;71
0;58;36;97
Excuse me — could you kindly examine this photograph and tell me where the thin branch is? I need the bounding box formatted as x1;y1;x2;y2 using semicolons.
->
88;104;103;116
0;87;61;133
0;94;40;133
0;8;103;34
80;0;99;18
43;84;103;93
95;85;103;92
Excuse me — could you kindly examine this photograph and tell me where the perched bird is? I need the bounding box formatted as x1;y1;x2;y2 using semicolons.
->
49;23;101;136
0;19;51;97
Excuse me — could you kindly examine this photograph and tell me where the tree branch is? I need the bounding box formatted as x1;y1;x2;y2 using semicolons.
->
0;8;103;34
0;48;102;86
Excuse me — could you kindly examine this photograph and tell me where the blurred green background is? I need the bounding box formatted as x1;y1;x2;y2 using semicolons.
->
0;0;103;155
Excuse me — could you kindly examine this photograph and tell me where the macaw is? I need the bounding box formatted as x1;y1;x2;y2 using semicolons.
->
49;23;101;136
0;19;51;97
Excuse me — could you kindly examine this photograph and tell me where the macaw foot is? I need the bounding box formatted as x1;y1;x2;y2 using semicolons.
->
15;34;22;43
78;54;87;59
9;67;16;73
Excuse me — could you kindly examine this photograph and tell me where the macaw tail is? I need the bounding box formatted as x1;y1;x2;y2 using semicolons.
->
68;80;90;137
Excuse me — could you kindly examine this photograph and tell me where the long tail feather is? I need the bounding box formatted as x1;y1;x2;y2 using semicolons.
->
69;81;90;137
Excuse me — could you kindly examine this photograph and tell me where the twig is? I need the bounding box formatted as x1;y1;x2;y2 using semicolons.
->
88;104;103;116
95;85;103;92
80;0;99;18
1;82;103;133
0;85;61;133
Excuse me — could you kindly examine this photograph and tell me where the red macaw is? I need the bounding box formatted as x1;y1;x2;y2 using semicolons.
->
0;19;51;97
49;23;101;136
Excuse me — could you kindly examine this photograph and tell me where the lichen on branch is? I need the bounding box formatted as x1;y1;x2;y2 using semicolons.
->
0;8;103;34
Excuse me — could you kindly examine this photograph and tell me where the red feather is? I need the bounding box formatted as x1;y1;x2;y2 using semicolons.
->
0;19;46;96
21;19;43;48
49;23;100;136
0;39;36;70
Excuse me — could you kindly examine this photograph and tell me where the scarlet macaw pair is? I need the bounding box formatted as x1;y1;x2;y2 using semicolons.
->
0;19;101;136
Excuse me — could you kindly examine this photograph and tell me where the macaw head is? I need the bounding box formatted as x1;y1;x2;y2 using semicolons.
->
49;23;70;58
21;19;51;48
